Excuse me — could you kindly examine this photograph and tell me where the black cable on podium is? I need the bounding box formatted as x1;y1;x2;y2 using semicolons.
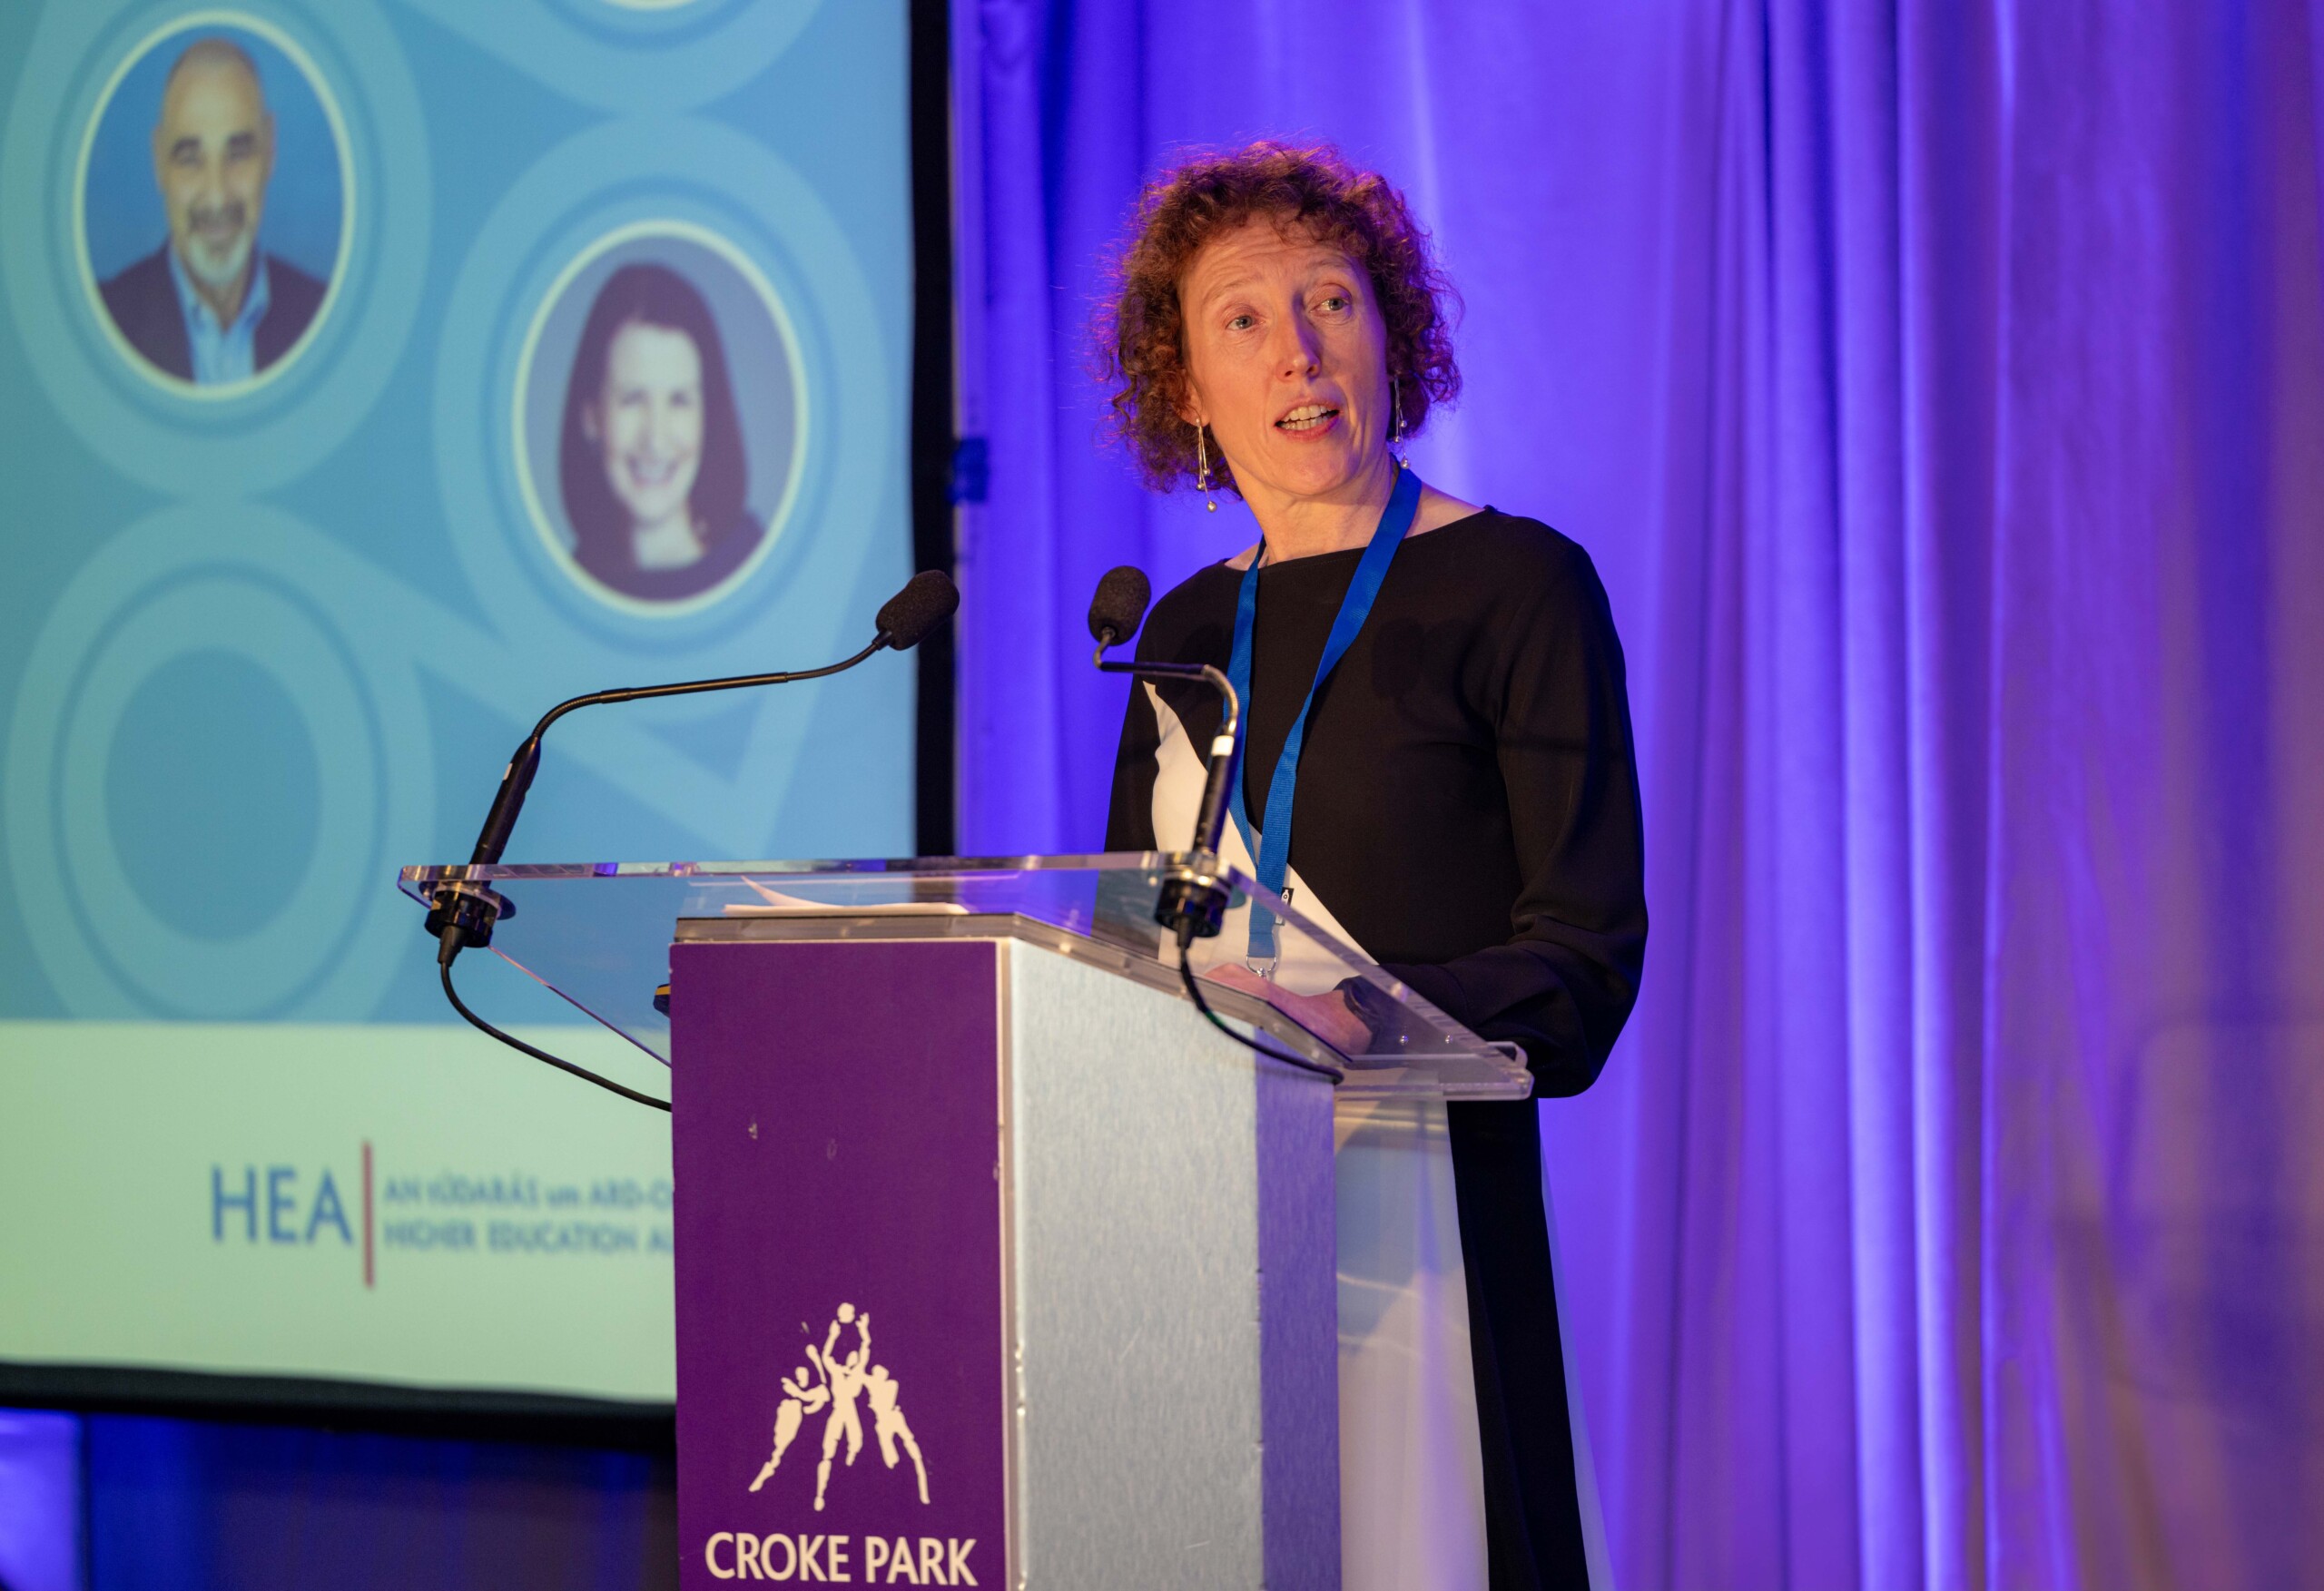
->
439;959;673;1111
1171;922;1344;1083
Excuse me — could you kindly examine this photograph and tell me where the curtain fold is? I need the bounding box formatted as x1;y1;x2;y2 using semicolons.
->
957;4;2324;1586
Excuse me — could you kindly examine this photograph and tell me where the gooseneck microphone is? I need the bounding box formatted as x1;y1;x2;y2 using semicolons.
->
432;571;959;959
1086;566;1241;934
1088;565;1334;1082
1087;565;1151;652
427;570;960;1109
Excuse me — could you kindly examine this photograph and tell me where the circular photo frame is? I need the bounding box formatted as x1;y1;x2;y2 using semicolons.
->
513;221;808;616
74;10;354;398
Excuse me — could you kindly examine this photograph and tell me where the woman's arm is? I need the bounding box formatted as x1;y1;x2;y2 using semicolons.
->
1381;541;1648;1095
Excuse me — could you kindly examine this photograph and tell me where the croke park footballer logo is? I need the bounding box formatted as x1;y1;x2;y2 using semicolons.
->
750;1301;930;1511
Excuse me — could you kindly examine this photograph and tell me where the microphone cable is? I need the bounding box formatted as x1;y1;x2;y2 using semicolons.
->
440;956;670;1112
1173;919;1344;1084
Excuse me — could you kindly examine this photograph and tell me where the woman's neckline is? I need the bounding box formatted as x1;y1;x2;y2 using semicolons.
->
1224;506;1495;573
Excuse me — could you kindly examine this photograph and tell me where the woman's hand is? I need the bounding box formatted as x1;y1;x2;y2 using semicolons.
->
1201;962;1372;1055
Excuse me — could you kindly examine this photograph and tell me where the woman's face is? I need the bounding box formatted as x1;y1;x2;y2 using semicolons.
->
587;319;705;532
1177;217;1393;509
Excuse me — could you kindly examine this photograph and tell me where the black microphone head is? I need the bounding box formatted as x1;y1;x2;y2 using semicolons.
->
1088;565;1152;647
876;571;959;651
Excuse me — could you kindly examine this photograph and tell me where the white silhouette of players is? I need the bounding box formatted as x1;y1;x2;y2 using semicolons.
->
865;1362;930;1504
750;1300;931;1508
747;1365;829;1492
812;1304;872;1511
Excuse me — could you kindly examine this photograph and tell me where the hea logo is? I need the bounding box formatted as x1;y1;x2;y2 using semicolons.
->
212;1164;356;1246
209;1143;378;1287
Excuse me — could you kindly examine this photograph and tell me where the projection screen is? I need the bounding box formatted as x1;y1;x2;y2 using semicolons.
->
0;0;928;1414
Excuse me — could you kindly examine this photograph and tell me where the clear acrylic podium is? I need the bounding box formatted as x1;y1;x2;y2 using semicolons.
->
399;856;1530;1588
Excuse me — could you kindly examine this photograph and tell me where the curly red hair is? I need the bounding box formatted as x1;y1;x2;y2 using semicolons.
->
1095;141;1461;495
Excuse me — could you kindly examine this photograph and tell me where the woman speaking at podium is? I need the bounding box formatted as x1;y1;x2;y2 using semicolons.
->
1100;143;1647;1590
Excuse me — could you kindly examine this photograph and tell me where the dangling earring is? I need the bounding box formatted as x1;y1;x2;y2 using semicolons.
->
1390;376;1406;463
1195;422;1217;511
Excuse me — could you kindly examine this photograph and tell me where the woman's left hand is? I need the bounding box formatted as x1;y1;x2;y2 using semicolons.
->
1201;962;1371;1055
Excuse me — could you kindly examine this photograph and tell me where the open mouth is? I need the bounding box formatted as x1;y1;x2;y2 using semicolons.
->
1275;403;1340;434
625;456;683;488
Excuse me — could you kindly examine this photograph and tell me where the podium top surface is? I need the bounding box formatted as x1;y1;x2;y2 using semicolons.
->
399;854;1531;1100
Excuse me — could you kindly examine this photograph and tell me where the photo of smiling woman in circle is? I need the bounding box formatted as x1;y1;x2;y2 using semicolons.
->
517;226;802;613
557;262;763;603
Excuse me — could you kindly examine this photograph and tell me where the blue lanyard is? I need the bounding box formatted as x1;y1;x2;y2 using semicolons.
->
1226;464;1421;965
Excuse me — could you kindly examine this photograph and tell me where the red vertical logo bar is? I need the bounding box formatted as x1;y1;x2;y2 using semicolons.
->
361;1140;375;1290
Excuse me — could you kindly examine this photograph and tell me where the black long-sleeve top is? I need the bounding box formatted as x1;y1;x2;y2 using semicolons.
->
1106;508;1646;1092
1105;506;1647;1589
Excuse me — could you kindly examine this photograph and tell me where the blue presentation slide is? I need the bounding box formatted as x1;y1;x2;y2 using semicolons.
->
0;0;917;1404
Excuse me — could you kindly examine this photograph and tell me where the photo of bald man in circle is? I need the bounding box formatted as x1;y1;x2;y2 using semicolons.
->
98;36;325;385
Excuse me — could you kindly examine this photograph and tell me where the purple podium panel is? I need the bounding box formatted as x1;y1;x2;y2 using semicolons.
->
672;938;1007;1589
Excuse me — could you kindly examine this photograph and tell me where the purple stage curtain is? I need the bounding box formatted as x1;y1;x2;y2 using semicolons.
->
953;2;2324;1587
